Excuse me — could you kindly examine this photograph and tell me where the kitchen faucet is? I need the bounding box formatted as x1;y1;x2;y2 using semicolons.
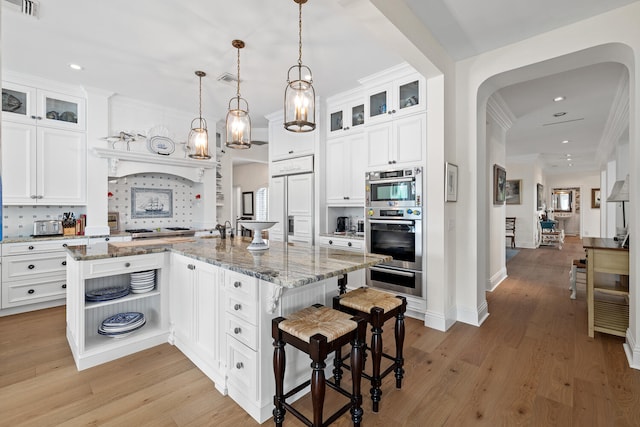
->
225;220;234;238
216;221;234;239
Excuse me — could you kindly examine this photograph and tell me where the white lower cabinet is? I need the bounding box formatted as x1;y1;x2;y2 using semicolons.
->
170;254;224;390
65;252;169;370
1;238;87;311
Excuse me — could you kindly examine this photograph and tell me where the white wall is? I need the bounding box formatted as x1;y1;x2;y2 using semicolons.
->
232;162;269;219
505;157;542;248
546;172;601;237
487;115;507;290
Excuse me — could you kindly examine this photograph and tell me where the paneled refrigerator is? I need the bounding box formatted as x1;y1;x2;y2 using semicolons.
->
269;155;314;245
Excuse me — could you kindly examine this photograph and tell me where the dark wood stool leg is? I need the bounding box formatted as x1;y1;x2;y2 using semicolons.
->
338;273;348;295
350;318;366;426
309;334;328;427
272;318;286;427
394;308;405;388
370;307;384;412
331;295;344;386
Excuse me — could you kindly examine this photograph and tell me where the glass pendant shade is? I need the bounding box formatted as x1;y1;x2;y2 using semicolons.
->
284;0;316;132
188;70;211;159
284;64;315;132
226;97;251;149
226;39;252;149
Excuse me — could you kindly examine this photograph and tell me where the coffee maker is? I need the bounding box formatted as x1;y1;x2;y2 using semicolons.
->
336;216;350;233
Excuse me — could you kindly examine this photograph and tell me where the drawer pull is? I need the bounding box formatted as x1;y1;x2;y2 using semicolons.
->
125;262;131;267
62;261;67;266
234;303;242;311
62;243;68;248
105;237;110;241
233;281;242;288
348;242;352;247
188;264;196;270
28;245;35;250
28;264;35;270
236;362;244;369
328;240;333;245
234;327;242;334
28;289;35;294
62;284;67;289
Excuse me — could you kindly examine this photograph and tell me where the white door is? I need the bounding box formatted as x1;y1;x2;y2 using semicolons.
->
326;138;347;203
1;122;37;203
287;174;313;216
269;176;285;241
347;133;367;202
38;127;86;204
366;122;393;168
394;114;425;166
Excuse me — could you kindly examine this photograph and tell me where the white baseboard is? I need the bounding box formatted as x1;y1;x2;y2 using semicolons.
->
488;267;507;291
456;299;489;327
624;329;640;370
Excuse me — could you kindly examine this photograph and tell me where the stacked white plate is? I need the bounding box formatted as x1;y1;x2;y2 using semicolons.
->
130;270;155;294
98;312;146;339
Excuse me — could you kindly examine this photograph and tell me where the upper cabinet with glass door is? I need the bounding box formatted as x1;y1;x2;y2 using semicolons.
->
361;64;426;125
326;89;366;138
2;81;85;131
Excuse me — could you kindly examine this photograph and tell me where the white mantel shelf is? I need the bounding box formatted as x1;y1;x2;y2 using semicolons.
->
93;147;215;182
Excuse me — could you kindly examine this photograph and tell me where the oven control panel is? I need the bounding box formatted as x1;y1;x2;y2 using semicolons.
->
367;207;421;219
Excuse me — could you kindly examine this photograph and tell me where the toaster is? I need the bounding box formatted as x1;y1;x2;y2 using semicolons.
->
32;220;63;236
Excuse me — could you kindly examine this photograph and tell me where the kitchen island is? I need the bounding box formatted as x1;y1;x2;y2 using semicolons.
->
65;237;390;423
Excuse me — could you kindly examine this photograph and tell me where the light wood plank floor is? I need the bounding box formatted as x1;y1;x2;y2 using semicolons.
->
2;236;640;426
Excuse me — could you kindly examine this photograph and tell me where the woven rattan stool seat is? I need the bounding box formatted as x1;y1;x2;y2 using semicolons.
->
337;287;402;313
278;305;357;343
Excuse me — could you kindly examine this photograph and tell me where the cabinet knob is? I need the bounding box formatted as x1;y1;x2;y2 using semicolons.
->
188;264;196;270
28;245;35;250
37;195;43;199
31;195;37;199
343;196;349;200
234;303;242;311
62;243;68;248
31;115;37;120
236;362;244;370
288;150;294;154
37;116;43;120
105;237;110;242
348;242;352;247
62;284;67;289
328;240;333;245
28;264;35;270
344;126;350;130
234;327;242;334
233;281;242;288
124;262;131;267
28;289;35;294
62;261;67;266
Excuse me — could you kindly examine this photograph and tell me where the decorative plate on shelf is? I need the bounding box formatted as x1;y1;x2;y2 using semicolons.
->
147;136;175;155
85;286;130;302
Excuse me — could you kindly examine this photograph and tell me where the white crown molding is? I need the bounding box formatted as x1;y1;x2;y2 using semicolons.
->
486;92;515;131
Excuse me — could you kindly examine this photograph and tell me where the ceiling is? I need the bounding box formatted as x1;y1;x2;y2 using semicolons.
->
2;0;636;172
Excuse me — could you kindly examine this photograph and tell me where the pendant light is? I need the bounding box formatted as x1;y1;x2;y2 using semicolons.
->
226;39;252;149
188;70;211;159
284;0;316;132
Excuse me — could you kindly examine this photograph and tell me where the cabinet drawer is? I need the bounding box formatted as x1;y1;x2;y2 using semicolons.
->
225;292;258;325
226;315;258;350
318;236;364;251
226;338;258;401
2;253;67;281
82;253;165;277
224;270;258;299
2;278;67;308
2;238;87;255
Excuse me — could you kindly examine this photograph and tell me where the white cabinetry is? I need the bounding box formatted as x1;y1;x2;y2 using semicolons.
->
1;238;86;310
88;235;131;244
326;133;366;205
2;116;86;205
267;110;315;160
363;69;425;125
2;81;86;131
170;254;224;388
366;113;425;168
66;252;169;370
326;91;365;137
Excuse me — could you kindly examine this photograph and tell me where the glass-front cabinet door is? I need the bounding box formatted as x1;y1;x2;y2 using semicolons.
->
37;89;85;131
2;82;36;124
326;95;365;137
365;73;425;124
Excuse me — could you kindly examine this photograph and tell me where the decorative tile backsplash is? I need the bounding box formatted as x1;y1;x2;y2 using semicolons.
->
2;205;87;238
108;173;195;230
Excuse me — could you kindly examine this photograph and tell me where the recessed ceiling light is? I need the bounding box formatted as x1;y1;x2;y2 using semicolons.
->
554;96;565;102
565;153;571;157
68;63;83;71
562;140;569;144
568;163;573;167
553;112;567;117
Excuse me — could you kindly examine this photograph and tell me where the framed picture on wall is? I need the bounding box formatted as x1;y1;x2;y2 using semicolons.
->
131;188;173;219
536;183;544;210
505;179;522;204
445;162;458;202
242;191;254;216
591;188;601;208
493;164;506;204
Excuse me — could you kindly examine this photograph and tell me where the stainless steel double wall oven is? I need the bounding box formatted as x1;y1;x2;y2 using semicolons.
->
365;167;423;297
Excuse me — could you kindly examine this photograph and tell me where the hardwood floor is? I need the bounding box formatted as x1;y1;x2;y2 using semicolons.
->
2;236;640;426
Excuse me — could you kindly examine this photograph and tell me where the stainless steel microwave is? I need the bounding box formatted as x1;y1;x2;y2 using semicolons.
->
365;167;422;207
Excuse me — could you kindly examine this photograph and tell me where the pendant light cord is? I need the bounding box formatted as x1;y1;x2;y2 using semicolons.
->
298;0;303;66
237;45;241;109
198;73;203;120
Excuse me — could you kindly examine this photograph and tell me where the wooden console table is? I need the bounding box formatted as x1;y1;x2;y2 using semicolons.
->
583;238;629;338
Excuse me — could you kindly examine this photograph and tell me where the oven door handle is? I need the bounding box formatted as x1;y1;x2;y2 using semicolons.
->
369;266;416;277
368;219;414;225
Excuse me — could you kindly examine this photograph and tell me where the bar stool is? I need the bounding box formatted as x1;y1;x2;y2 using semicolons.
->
272;304;367;427
333;287;407;412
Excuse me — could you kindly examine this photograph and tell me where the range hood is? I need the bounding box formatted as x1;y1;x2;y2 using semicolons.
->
607;175;629;202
